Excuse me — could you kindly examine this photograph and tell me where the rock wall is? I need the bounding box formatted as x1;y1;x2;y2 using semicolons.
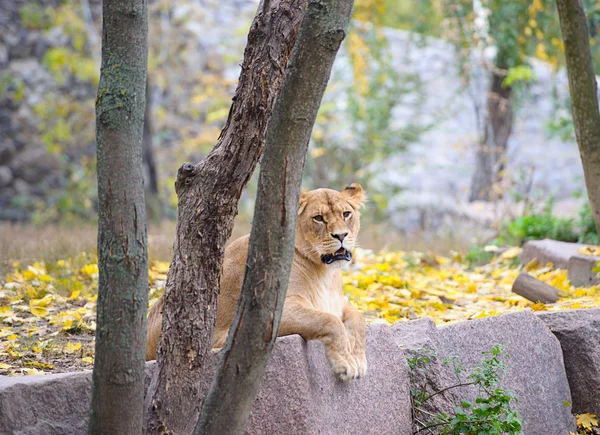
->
3;309;599;434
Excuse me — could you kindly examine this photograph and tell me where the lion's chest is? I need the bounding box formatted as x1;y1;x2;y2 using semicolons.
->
311;282;344;319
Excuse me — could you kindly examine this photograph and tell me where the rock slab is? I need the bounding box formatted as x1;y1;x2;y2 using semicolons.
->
0;326;412;435
394;311;577;435
521;239;599;287
520;239;583;269
538;308;600;416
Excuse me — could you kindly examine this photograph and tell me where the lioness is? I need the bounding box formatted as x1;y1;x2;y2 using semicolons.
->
146;184;367;380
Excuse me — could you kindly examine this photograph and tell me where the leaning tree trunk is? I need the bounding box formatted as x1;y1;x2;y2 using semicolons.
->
194;1;354;433
556;0;600;235
145;1;309;433
469;71;513;202
89;0;148;433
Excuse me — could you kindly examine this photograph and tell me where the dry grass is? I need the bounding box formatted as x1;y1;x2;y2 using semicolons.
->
0;218;474;272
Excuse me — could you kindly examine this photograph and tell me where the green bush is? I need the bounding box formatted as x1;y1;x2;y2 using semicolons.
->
497;201;598;246
577;204;599;245
408;344;524;435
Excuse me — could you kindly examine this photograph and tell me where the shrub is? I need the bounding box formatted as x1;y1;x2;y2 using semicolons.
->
408;344;523;435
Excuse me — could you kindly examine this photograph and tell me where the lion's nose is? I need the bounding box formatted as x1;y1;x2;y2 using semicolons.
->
331;232;348;242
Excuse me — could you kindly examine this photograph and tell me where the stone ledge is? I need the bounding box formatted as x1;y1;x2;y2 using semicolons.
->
393;311;576;435
520;239;599;287
1;310;590;434
0;326;411;435
537;308;600;416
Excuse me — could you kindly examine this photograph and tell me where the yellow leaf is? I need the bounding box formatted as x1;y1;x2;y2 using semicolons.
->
6;334;18;341
310;147;327;159
82;357;94;364
29;303;48;317
578;246;600;256
577;413;598;429
530;303;548;311
64;342;82;354
68;290;80;300
501;247;522;260
0;363;11;369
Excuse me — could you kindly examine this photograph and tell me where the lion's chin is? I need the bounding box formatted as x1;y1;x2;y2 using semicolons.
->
321;248;352;265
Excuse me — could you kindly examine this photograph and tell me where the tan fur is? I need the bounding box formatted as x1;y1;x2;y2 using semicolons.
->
146;184;367;380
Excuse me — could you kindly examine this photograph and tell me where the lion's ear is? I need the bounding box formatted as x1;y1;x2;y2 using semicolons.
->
298;191;309;215
341;183;366;209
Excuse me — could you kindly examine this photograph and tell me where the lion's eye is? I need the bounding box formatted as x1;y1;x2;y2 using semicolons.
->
313;215;324;223
343;211;351;219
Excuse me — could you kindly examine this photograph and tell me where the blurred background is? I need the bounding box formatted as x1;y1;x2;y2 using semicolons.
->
1;0;599;267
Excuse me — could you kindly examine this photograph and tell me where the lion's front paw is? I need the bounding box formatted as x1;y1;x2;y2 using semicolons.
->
354;351;367;378
326;349;360;381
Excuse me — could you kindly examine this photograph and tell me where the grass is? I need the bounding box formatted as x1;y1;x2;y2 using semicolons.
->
0;220;476;272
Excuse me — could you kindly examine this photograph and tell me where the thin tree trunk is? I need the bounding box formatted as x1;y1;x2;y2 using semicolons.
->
89;0;148;433
469;71;513;202
145;1;309;433
194;1;354;433
143;76;159;195
556;0;600;235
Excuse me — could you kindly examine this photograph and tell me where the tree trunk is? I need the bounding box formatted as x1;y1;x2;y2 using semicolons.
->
89;0;148;433
143;76;159;196
145;1;309;433
194;1;354;433
556;0;600;236
469;71;513;202
512;273;559;304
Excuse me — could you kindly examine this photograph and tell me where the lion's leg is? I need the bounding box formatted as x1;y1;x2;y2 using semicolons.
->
342;302;367;377
145;296;163;361
278;296;360;381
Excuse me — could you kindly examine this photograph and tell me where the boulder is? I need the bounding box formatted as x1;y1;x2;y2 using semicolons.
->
0;165;12;188
438;311;576;435
537;308;600;415
393;311;577;435
0;326;412;435
520;239;582;269
9;148;60;185
568;254;599;287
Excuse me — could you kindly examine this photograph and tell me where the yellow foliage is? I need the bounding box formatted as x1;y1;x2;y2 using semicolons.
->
577;413;598;429
2;247;600;376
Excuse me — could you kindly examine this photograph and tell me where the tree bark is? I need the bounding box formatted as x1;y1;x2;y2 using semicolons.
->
145;1;309;433
143;76;159;196
556;0;600;235
89;0;148;433
194;1;354;434
512;273;559;304
469;71;513;202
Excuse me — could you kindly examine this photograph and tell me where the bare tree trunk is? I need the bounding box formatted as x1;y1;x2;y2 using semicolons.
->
145;1;309;433
469;72;513;202
89;0;148;433
556;0;600;235
194;1;354;433
143;76;159;196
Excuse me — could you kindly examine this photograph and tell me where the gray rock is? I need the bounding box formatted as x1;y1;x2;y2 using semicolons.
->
10;148;60;184
438;311;576;435
537;308;600;415
391;318;460;420
393;311;576;435
0;43;7;66
0;166;12;188
13;178;30;195
0;326;412;435
0;139;16;165
568;254;600;287
520;239;583;269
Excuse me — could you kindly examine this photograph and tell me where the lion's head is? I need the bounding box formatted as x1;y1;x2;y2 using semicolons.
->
296;183;366;268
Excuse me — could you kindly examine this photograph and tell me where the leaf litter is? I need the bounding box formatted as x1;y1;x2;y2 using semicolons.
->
1;246;599;376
